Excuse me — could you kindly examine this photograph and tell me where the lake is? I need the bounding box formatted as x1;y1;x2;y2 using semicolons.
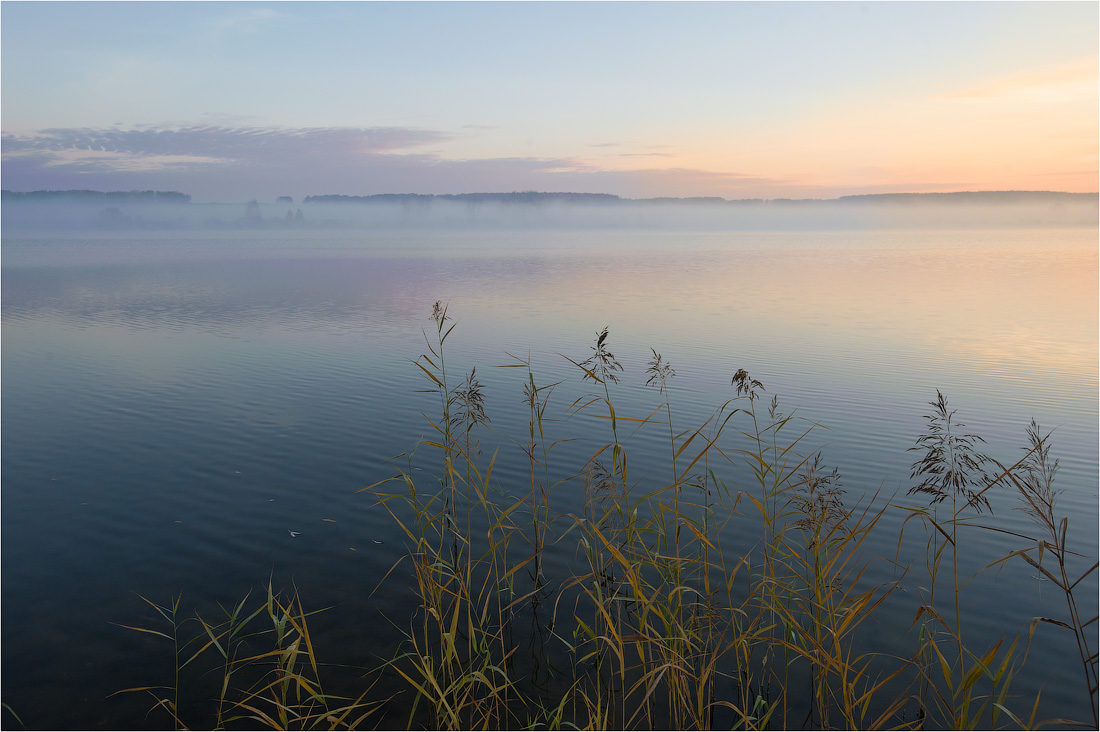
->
2;227;1096;729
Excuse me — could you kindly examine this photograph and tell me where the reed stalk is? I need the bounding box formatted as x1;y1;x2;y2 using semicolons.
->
500;352;561;587
986;420;1099;728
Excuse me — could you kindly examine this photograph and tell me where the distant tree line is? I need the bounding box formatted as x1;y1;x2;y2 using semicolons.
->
3;189;1092;209
836;191;1098;206
302;192;622;205
301;191;1096;207
1;189;191;203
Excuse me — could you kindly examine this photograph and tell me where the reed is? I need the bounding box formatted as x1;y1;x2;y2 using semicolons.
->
901;390;997;728
987;420;1099;729
119;305;1096;730
370;304;539;729
116;582;380;730
499;352;562;587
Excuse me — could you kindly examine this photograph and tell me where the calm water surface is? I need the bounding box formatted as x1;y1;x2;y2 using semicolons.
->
2;228;1097;728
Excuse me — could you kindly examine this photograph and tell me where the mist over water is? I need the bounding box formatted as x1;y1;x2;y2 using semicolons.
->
2;191;1097;234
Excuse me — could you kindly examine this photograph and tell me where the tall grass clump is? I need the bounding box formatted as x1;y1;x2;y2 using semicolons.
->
122;304;1097;730
365;312;926;729
116;582;380;730
370;301;536;729
899;393;1098;729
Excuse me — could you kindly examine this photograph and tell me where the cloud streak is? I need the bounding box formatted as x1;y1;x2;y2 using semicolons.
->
938;56;1098;104
2;124;803;201
3;125;451;166
204;7;285;37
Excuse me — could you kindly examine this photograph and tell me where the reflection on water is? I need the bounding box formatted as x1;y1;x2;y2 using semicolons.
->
2;228;1096;728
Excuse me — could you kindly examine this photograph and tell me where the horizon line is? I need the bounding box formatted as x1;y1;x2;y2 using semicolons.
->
3;188;1098;205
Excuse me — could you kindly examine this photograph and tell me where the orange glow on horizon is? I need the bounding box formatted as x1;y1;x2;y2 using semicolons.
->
574;56;1099;198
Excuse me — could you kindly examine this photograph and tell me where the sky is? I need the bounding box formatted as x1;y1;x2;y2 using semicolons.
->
2;1;1097;203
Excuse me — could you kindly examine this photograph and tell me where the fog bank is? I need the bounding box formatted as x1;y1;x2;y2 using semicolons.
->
2;192;1095;234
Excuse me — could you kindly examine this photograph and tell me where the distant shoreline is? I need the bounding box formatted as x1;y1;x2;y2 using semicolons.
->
3;188;1095;233
2;188;1097;207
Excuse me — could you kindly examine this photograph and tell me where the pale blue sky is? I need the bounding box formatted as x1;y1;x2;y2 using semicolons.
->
2;2;1096;202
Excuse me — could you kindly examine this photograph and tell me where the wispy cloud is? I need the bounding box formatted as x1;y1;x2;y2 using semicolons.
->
2;125;451;168
1;124;799;201
203;7;285;39
1;124;583;199
938;56;1098;104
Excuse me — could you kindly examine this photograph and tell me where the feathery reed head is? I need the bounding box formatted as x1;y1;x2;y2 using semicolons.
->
645;348;676;393
794;452;846;533
581;327;624;384
1015;419;1061;531
430;299;450;324
908;390;992;512
731;368;764;401
452;367;489;430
